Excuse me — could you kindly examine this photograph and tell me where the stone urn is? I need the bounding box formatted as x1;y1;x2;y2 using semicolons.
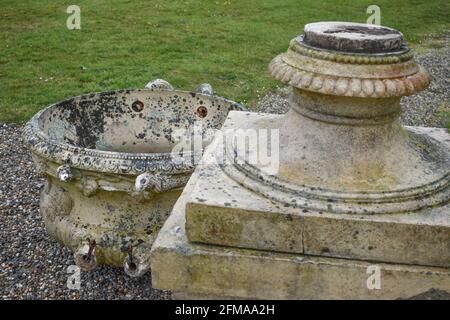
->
23;80;245;276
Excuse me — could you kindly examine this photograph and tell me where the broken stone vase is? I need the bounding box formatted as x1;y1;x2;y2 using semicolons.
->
23;80;244;276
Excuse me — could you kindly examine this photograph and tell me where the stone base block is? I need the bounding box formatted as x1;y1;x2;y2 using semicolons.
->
150;167;450;299
185;114;450;268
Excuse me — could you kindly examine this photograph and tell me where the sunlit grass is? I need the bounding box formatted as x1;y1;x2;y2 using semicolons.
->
0;0;449;123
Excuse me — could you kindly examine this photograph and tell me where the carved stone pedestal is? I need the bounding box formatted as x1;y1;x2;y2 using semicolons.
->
150;22;450;298
151;117;450;299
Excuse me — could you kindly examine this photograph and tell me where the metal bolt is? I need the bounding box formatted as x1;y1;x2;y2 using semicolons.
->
127;245;137;271
131;100;144;112
196;106;208;118
85;238;96;261
128;245;133;264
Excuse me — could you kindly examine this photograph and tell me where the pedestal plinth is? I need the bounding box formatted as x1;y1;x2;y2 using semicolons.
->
150;22;450;299
150;115;450;299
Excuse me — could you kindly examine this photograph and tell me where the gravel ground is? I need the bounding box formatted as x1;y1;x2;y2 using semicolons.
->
0;39;448;300
257;39;449;128
0;123;171;300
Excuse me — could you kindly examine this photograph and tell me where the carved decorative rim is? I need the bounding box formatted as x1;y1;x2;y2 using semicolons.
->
291;36;414;64
23;88;245;176
269;54;430;98
220;131;450;215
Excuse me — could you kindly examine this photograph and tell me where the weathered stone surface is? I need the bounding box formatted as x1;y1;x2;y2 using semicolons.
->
185;113;450;267
242;23;448;215
303;22;405;53
271;22;429;98
151;22;450;298
23;81;245;275
151;163;450;299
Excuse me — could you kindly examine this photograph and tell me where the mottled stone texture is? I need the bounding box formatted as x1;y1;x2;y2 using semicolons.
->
151;22;450;298
185;114;450;268
24;83;244;276
303;22;405;53
151;141;450;299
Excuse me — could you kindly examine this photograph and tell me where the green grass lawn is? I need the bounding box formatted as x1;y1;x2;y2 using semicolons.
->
1;0;449;123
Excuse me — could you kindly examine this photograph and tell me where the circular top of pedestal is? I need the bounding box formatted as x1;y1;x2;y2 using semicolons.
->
303;22;405;53
269;21;430;98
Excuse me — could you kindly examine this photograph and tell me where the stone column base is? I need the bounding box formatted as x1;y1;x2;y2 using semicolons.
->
150;123;450;299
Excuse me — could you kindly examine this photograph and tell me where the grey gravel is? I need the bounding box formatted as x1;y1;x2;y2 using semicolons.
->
257;86;291;115
405;288;450;300
257;39;449;129
401;39;449;127
0;123;171;300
